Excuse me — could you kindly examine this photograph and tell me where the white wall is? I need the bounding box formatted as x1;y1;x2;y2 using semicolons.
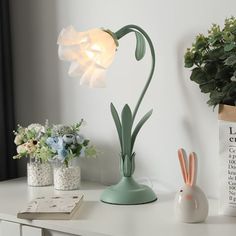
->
10;0;236;197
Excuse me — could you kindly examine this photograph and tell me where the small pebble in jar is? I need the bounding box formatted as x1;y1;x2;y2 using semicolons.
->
54;166;81;190
27;162;53;186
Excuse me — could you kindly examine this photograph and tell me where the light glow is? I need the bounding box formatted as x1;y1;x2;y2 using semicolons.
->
57;26;117;88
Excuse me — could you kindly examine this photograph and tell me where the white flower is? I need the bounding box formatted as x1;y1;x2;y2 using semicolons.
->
14;135;23;145
27;123;45;133
17;141;38;155
57;26;117;88
16;144;27;154
63;134;75;144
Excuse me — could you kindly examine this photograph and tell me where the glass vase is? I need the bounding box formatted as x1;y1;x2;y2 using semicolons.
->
53;159;81;191
27;157;53;186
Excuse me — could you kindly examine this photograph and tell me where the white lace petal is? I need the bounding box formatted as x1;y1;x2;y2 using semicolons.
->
68;61;86;77
58;45;81;61
80;67;93;86
57;25;84;45
58;26;117;88
90;70;106;88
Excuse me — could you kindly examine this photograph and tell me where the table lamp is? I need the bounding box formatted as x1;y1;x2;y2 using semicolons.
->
57;24;157;205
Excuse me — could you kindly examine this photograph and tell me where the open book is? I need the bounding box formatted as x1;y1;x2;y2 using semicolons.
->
17;194;83;220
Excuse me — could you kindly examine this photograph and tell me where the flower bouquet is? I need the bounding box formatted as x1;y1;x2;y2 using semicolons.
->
46;120;96;190
13;122;53;186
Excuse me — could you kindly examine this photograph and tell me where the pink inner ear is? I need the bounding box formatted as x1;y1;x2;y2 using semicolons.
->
178;149;188;184
188;153;196;186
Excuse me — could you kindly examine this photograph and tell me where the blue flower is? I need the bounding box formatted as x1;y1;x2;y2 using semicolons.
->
46;137;65;152
46;137;58;146
57;148;68;161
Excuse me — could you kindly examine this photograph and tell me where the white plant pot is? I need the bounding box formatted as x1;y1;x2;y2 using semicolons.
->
54;165;81;191
27;162;53;187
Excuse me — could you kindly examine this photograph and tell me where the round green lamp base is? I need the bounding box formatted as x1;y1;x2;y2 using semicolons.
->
100;177;157;205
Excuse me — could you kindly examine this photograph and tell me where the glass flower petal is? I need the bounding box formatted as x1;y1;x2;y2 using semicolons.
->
57;26;117;88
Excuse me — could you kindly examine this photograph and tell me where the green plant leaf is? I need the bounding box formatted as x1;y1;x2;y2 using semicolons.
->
225;55;236;66
207;47;224;60
224;43;236;52
131;109;153;152
110;103;122;150
199;81;215;93
215;66;234;80
121;104;132;156
204;62;217;76
207;90;226;107
195;34;208;50
135;31;146;61
190;68;208;84
184;49;194;68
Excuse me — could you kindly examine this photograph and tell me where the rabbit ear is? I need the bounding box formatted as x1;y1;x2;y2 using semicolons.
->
178;148;188;184
188;152;197;186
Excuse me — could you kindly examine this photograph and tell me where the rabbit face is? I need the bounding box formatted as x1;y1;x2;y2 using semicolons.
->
175;185;208;223
178;185;195;202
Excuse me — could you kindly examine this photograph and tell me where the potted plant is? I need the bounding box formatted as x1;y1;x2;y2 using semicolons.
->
184;16;236;216
46;120;96;190
13;121;53;186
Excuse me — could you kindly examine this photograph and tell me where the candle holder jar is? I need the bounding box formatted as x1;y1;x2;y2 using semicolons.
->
53;160;81;191
27;157;53;186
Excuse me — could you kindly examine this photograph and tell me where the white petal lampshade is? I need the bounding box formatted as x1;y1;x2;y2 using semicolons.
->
57;26;117;88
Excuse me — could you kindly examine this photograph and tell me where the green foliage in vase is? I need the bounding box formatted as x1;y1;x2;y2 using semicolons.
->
184;16;236;107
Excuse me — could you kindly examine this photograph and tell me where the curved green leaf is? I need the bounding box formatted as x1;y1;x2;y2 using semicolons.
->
110;103;122;150
131;109;153;152
121;104;133;156
135;31;146;61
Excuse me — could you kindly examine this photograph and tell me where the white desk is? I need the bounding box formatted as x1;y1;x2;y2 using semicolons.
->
0;178;235;236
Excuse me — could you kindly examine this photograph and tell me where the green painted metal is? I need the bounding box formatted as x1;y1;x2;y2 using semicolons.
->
100;25;157;205
100;177;157;205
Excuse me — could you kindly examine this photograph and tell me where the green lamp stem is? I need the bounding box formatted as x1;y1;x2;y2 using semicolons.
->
114;25;156;122
100;25;158;204
106;24;156;175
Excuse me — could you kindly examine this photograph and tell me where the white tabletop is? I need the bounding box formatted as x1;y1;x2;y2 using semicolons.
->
0;178;235;236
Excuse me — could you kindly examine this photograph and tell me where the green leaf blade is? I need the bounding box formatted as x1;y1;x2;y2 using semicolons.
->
131;109;153;152
135;31;146;61
110;103;122;150
121;104;133;156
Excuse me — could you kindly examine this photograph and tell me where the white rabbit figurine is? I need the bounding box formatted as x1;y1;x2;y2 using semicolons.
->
175;148;208;223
